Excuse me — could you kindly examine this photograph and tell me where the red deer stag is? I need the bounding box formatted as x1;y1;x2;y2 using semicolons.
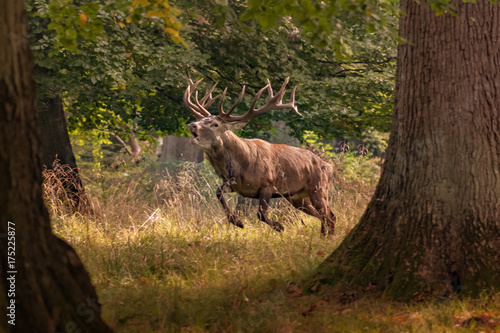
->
184;78;336;234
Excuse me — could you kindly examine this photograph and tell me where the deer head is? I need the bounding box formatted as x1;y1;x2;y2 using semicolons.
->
184;78;301;149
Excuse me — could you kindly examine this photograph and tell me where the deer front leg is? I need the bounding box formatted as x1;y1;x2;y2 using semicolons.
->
258;188;284;232
216;184;244;228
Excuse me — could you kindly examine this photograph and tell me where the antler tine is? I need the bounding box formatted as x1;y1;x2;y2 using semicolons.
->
255;77;301;115
275;77;289;104
289;85;302;116
219;85;247;117
183;79;212;119
218;87;228;116
194;83;219;114
262;77;301;116
189;79;203;93
198;82;219;108
247;84;270;115
223;78;300;122
227;85;246;115
189;78;300;122
184;80;205;120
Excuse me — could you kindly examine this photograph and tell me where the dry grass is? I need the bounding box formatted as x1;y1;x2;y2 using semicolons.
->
44;158;500;333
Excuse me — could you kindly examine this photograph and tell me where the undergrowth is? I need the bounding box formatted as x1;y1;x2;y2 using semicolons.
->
44;154;500;332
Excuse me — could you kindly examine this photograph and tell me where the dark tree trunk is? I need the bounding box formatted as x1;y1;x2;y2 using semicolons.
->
316;0;500;299
38;95;87;211
38;96;77;170
0;1;113;332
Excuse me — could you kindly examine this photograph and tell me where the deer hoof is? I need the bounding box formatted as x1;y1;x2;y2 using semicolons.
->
272;222;284;232
229;216;244;228
321;225;335;236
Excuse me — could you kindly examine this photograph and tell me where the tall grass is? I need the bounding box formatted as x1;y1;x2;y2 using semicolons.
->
45;157;500;332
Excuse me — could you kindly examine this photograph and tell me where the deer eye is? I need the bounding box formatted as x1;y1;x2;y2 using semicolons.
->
212;123;219;127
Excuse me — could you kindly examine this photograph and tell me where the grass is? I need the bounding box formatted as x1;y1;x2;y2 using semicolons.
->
45;157;500;332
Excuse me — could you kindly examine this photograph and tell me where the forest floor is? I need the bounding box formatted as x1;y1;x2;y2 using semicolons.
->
45;155;500;332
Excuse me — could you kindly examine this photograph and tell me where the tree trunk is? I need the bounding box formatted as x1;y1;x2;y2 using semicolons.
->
0;1;113;332
316;0;500;299
38;95;86;211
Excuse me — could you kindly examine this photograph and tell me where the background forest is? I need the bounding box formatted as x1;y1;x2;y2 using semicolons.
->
28;0;396;148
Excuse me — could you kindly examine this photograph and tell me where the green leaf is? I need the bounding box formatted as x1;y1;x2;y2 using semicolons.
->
366;23;376;33
65;28;77;40
258;14;279;30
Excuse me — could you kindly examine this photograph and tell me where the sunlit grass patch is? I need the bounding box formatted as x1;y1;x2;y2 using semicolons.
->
54;211;338;332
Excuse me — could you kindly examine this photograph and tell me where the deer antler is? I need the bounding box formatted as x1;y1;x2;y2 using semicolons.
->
185;78;300;121
183;79;220;120
218;77;301;122
218;85;246;117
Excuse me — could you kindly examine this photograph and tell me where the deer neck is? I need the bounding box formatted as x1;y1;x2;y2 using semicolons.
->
204;130;246;183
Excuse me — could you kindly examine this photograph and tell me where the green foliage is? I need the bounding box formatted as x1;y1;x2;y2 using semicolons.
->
29;0;207;139
37;0;185;51
70;128;113;170
44;0;103;51
427;0;457;16
128;0;187;47
337;151;382;184
241;0;399;55
29;0;397;146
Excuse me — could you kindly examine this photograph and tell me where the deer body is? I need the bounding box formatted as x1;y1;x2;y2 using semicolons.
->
184;78;336;234
205;130;331;198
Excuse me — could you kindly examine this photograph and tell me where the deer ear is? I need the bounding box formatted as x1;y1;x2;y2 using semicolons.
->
225;121;248;132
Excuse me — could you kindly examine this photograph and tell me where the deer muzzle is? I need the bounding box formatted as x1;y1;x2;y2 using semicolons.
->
188;123;199;144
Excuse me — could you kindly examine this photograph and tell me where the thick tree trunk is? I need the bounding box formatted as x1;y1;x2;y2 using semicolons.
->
38;95;87;211
316;0;500;299
0;1;113;332
38;96;78;170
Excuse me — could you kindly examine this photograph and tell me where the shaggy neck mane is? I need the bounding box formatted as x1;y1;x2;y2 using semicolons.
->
204;131;250;183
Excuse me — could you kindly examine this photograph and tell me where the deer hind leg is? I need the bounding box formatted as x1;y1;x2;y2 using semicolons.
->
288;197;321;219
321;208;336;235
258;188;284;232
216;185;244;228
307;187;336;235
288;196;333;234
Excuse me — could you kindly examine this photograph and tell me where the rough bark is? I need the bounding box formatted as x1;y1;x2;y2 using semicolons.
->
38;96;78;170
315;0;500;299
38;95;87;211
0;1;113;332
